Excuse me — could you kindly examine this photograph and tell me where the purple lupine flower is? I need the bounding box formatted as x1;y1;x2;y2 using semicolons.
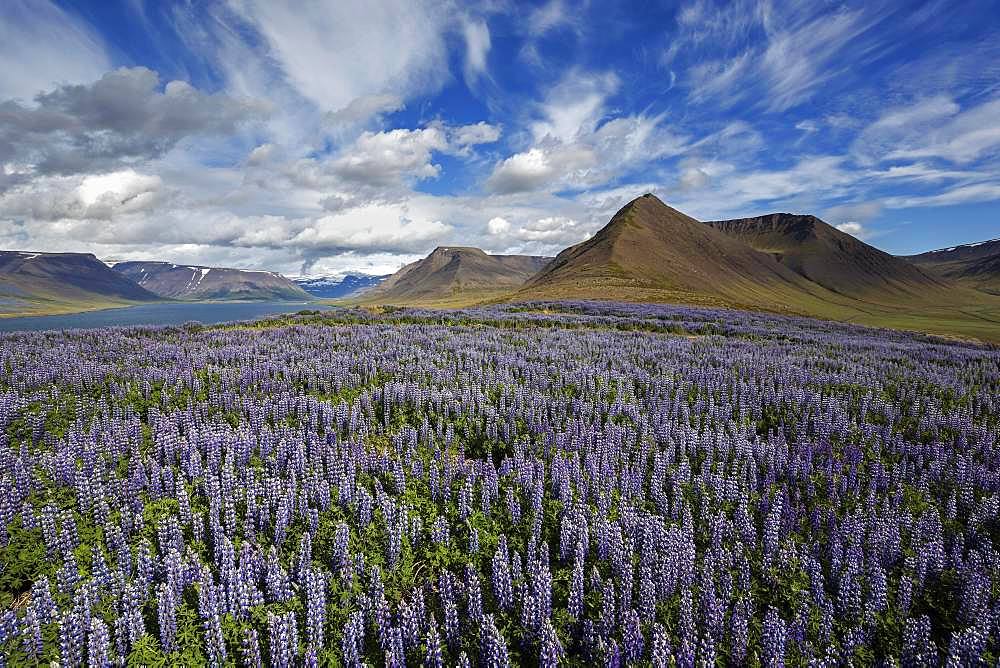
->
431;515;450;545
267;611;298;668
305;567;326;648
569;552;585;620
341;611;365;668
480;614;510;668
946;623;988;666
729;597;750;664
676;635;695;668
697;632;717;667
242;627;263;668
901;615;937;668
385;625;405;668
157;582;178;654
762;607;787;668
539;620;565;668
197;570;228;667
89;617;111;668
22;606;43;660
492;536;514;611
466;564;484;626
31;577;57;623
332;522;351;580
606;638;622;668
650;622;671;668
59;611;85;667
622;607;644;664
444;600;460;648
425;616;444;668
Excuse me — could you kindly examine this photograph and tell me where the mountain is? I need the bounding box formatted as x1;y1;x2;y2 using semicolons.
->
517;195;1000;341
364;247;550;305
295;273;389;299
704;213;950;302
520;194;837;311
114;261;311;301
0;251;160;316
906;238;1000;295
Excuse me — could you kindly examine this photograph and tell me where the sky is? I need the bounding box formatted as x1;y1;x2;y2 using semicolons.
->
1;0;999;278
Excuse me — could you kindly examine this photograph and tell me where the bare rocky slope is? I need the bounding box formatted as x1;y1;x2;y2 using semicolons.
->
114;261;310;301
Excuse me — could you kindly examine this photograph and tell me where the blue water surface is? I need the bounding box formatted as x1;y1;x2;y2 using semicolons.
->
0;301;332;332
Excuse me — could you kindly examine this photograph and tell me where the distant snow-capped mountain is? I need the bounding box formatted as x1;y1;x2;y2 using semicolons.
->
294;273;389;299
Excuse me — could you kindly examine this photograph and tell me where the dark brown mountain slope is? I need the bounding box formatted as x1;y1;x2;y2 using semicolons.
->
519;194;842;311
906;238;1000;295
114;261;311;301
0;251;159;316
705;213;951;302
364;247;550;304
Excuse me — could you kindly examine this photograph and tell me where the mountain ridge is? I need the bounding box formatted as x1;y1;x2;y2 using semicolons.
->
906;238;1000;295
704;212;950;302
114;261;310;301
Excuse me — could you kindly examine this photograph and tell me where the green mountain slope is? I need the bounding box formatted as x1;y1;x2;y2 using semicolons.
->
516;195;1000;341
363;247;550;305
705;213;951;303
906;238;1000;295
0;251;160;316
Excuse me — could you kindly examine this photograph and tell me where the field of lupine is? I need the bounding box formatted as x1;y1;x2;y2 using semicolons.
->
0;301;998;667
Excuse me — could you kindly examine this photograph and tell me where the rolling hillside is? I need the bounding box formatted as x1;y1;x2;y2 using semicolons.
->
907;238;1000;295
704;213;950;303
114;261;311;301
0;251;160;316
363;247;550;305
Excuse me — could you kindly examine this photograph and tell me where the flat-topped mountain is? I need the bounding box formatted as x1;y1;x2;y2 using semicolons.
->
0;251;160;316
705;213;949;302
520;194;834;310
114;261;310;301
906;238;1000;295
364;247;550;304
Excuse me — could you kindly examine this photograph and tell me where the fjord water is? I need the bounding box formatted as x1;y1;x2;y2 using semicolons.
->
0;301;331;331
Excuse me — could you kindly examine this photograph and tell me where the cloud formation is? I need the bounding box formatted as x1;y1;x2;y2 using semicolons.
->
1;0;999;275
0;67;264;177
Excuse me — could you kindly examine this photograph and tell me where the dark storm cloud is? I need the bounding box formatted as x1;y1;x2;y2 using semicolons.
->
0;67;265;176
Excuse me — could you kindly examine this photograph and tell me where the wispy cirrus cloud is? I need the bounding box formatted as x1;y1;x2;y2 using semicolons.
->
224;0;451;117
0;0;111;102
673;0;892;112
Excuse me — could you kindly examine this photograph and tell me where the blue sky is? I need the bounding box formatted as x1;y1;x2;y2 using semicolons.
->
1;0;998;276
